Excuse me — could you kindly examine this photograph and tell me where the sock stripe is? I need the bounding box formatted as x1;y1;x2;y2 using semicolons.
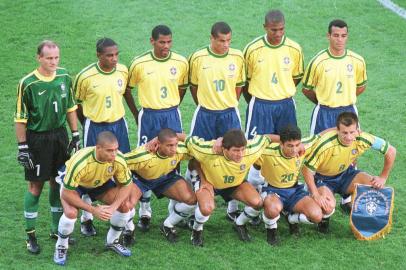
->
24;211;38;218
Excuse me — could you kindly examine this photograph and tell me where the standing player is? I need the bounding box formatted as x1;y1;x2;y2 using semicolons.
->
125;129;196;244
302;19;367;135
125;25;189;231
53;132;137;265
302;19;367;211
302;112;396;233
254;125;323;245
74;38;130;236
241;10;304;215
15;40;79;254
183;130;272;246
188;22;245;219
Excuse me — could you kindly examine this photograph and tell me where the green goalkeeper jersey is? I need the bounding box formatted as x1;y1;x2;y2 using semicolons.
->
15;68;77;132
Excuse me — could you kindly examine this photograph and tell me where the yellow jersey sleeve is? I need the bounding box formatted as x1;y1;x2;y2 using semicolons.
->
185;136;215;162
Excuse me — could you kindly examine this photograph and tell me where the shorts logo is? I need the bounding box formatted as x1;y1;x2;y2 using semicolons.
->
118;79;123;87
352;149;358;155
283;57;290;65
170;67;177;75
347;64;353;72
229;63;235;71
171;160;177;166
108;166;113;173
94;180;101;186
240;164;246;171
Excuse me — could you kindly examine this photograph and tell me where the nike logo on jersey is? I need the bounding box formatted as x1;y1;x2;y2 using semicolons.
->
147;71;155;75
258;59;265;63
92;85;100;88
213;163;221;167
38;90;47;95
202;66;211;69
324;68;332;73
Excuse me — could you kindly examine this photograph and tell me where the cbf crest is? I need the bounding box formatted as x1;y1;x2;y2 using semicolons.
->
347;64;353;72
240;164;246;171
170;67;177;75
171;160;177;166
350;184;394;240
107;166;114;174
117;79;123;88
352;149;358;155
283;57;290;65
60;82;67;98
229;63;235;71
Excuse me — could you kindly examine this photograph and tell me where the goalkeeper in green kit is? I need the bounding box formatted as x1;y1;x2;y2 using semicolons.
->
14;40;80;254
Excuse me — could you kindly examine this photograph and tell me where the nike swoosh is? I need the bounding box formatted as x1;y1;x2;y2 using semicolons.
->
147;71;155;75
202;66;211;69
258;59;264;63
213;164;221;167
38;90;47;95
92;85;100;88
325;69;332;72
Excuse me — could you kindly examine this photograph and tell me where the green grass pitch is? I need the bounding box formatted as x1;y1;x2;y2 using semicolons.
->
0;0;405;269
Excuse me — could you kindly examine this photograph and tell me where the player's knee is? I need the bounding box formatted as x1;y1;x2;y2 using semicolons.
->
308;207;323;223
28;182;44;196
199;204;214;216
117;203;130;213
249;197;263;210
64;208;78;219
264;205;281;219
183;193;197;205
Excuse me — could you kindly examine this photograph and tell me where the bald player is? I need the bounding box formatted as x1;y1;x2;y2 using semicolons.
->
302;112;396;233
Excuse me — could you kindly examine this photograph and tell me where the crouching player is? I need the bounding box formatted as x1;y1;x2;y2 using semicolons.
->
53;131;141;265
183;129;273;246
254;125;323;245
302;112;396;233
124;129;196;244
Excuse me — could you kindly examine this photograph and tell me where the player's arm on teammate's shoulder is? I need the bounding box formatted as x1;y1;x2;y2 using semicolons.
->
123;86;139;125
190;85;199;105
265;134;280;143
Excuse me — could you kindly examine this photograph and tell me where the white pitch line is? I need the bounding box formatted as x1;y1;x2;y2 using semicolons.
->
377;0;406;20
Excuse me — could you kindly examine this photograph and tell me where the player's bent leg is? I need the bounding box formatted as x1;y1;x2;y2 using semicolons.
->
80;194;96;237
291;196;323;224
316;186;335;233
262;194;283;246
106;210;131;257
49;179;64;237
191;185;214;247
346;172;373;195
138;190;152;232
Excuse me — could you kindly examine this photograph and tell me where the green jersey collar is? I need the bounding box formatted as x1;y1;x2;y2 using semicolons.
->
263;35;286;48
207;46;228;58
96;62;116;75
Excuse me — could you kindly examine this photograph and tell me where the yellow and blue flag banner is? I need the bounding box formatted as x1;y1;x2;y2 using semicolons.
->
350;184;394;240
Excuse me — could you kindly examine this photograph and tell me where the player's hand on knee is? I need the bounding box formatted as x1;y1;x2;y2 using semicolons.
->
93;205;112;221
17;143;35;170
67;131;81;155
371;176;385;189
312;193;328;211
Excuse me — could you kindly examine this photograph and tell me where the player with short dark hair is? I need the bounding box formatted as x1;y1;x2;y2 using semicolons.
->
15;40;79;254
125;25;189;231
182;129;273;246
124;128;196;244
254;125;323;245
74;37;131;236
187;22;246;218
53;131;139;265
241;10;304;219
302;19;367;135
302;112;396;233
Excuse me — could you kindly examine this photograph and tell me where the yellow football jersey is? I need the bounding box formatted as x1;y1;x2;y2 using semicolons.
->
63;147;131;190
189;47;245;110
74;62;128;122
302;49;367;107
125;143;191;180
128;51;188;109
244;35;304;100
255;136;319;188
185;135;270;189
305;130;389;176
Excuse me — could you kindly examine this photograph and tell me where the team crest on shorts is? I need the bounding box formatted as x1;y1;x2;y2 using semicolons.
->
284;57;290;65
108;166;113;173
117;79;123;87
240;164;246;171
352;149;358;155
229;63;235;71
347;64;353;72
170;67;177;75
171;160;177;166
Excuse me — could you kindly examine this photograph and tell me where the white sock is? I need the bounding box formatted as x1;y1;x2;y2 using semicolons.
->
263;213;279;229
125;208;135;231
139;190;152;218
164;203;195;228
193;205;210;231
236;206;260;225
81;194;93;222
341;196;352;204
288;213;313;225
56;214;76;248
247;166;265;189
168;199;177;215
323;208;335;219
107;211;130;244
227;200;239;213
